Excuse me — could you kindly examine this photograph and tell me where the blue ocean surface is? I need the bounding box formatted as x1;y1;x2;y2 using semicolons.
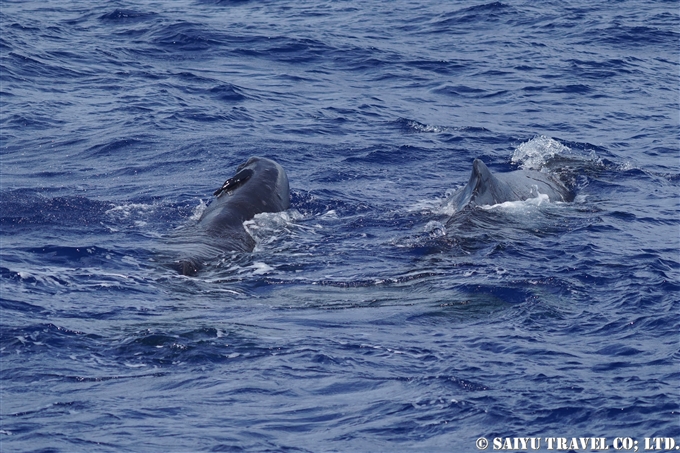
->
1;1;678;452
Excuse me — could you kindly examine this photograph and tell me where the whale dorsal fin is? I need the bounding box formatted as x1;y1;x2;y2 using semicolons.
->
451;159;499;210
470;159;494;192
448;158;575;213
213;168;254;197
467;159;521;206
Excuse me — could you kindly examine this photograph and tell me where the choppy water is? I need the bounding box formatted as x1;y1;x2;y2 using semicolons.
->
1;1;679;452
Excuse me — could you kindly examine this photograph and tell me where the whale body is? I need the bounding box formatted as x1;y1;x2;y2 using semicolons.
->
447;159;574;212
165;156;290;275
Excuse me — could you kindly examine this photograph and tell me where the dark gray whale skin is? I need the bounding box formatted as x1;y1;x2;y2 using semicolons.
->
448;159;574;212
165;156;290;275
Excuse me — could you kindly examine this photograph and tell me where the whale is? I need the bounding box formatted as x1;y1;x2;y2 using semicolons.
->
164;156;290;275
447;158;574;212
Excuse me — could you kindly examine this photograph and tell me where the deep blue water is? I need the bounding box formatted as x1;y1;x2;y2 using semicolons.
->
1;1;679;452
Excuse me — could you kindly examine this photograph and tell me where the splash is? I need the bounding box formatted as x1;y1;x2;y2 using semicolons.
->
250;262;274;275
479;192;550;210
244;210;300;248
189;199;208;221
409;190;461;217
423;220;447;238
512;135;571;170
105;202;156;219
406;120;447;133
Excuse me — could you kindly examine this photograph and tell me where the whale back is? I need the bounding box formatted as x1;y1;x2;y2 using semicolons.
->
448;159;573;212
164;156;290;275
198;157;290;234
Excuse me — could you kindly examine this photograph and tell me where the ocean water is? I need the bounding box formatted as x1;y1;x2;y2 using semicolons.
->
1;1;678;452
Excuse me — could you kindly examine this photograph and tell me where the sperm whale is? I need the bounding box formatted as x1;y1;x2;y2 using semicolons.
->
165;156;290;275
447;158;574;211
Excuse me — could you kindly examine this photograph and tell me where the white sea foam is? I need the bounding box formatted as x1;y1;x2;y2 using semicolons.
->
423;220;447;237
243;210;304;255
105;203;155;219
512;135;571;170
407;120;447;133
479;192;550;211
408;190;461;217
189;199;208;221
251;262;274;275
320;209;338;219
